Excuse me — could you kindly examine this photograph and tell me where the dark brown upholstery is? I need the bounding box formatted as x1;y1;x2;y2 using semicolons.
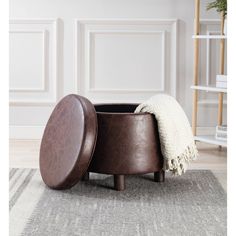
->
88;104;163;175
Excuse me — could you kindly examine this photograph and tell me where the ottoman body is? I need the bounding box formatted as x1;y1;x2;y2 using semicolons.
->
87;104;164;190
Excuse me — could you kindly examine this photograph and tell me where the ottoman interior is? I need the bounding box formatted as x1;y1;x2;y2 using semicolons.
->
94;104;139;113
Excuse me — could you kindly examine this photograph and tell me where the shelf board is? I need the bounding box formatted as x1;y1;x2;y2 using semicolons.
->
191;85;227;93
192;35;227;39
194;135;227;147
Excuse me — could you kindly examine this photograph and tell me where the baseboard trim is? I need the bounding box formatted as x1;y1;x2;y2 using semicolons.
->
9;125;216;140
9;126;45;140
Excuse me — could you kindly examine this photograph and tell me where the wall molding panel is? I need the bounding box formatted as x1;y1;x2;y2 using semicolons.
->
9;19;59;105
75;19;178;103
87;30;166;93
9;29;47;92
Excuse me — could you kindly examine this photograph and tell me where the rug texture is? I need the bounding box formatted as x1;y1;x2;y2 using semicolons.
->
10;169;226;236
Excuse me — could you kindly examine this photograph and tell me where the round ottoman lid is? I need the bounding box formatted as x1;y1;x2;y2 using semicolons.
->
39;94;97;189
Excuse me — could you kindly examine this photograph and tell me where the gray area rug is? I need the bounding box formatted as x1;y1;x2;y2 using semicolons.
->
10;169;226;236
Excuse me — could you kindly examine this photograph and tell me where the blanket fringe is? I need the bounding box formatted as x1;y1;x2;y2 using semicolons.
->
164;143;198;175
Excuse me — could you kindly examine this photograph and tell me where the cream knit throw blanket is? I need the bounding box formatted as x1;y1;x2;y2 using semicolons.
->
135;94;198;175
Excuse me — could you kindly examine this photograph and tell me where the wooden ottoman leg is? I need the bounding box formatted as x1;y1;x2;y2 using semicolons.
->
81;172;89;181
154;170;165;182
114;175;125;191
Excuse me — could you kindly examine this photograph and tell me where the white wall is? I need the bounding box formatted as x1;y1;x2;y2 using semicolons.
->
9;0;227;139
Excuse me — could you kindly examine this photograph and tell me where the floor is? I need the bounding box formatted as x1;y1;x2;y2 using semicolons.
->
9;139;227;191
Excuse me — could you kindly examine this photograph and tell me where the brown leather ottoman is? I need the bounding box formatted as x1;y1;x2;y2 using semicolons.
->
88;104;164;190
40;95;164;191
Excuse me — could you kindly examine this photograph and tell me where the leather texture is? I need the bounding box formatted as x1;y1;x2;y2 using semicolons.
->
89;104;163;175
39;94;97;190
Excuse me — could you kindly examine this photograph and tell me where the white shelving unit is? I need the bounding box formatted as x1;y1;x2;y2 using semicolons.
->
191;85;227;93
194;135;227;147
191;0;227;147
191;84;227;147
192;35;227;39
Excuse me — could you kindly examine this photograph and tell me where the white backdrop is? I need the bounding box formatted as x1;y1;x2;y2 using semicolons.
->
9;0;227;139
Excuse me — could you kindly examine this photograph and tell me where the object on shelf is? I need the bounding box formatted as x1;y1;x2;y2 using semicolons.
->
206;0;227;35
215;125;227;141
216;124;227;132
216;75;227;88
215;133;227;141
216;81;227;88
